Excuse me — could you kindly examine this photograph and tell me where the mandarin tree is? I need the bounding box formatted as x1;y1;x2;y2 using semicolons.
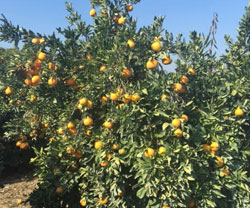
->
0;0;249;208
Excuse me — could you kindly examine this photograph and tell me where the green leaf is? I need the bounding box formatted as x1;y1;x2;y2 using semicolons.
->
162;122;169;131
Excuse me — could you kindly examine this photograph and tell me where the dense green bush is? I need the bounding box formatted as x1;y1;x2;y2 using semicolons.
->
0;0;249;207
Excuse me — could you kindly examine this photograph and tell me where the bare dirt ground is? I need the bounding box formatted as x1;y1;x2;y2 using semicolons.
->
0;169;38;208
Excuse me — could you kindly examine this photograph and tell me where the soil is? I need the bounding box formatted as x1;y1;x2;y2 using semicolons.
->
0;168;38;208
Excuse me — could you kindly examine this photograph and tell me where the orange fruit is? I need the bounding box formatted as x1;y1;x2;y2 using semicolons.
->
202;144;210;152
118;17;126;24
162;56;172;65
80;198;86;207
79;97;88;105
171;118;181;128
57;128;64;135
161;94;168;102
173;83;184;93
32;38;40;44
31;75;41;85
30;95;36;101
16;100;21;105
118;148;126;155
127;4;133;11
216;156;224;167
127;39;135;48
5;86;13;95
146;58;158;69
174;128;183;138
103;121;113;129
67;77;76;85
68;128;76;134
151;41;161;52
180;75;189;84
94;140;103;150
110;92;119;101
56;186;63;194
74;150;83;159
83;116;93;126
37;52;46;61
86;130;91;136
234;106;244;116
188;68;195;76
24;78;32;86
39;38;45;43
48;77;57;86
16;141;22;147
99;65;106;72
162;206;170;208
158;146;166;155
20;142;29;149
87;100;93;108
67;121;75;129
100;160;108;167
9;99;14;104
221;168;230;176
98;197;108;205
144;147;155;158
111;144;119;150
131;94;141;102
210;141;219;152
100;96;108;103
121;68;132;78
89;9;96;17
181;114;188;122
122;93;131;103
48;62;54;70
86;53;91;61
66;146;75;154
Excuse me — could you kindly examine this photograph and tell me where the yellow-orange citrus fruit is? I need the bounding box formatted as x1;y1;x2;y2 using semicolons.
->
20;142;29;149
67;77;76;86
16;141;22;147
67;121;75;129
221;168;230;176
146;58;158;69
79;97;88;105
32;38;40;44
86;130;91;136
5;86;13;95
174;128;183;138
234;106;244;116
103;121;113;129
118;148;126;155
56;186;63;194
144;147;155;158
151;41;161;52
100;160;108;167
158;146;166;155
161;94;168;102
162;56;172;65
98;197;108;205
181;114;188;122
131;94;141;102
37;52;46;61
17;199;22;205
83;116;93;126
172;118;181;128
110;92;119;101
30;95;36;101
39;37;45;43
16;100;21;105
57;128;64;135
24;78;32;86
66;146;75;154
188;200;195;208
89;9;96;17
86;53;91;61
80;198;86;207
122;93;131;103
31;75;41;85
87;100;93;108
162;206;170;208
180;75;189;84
9;99;14;104
127;39;135;48
48;62;54;70
188;68;195;76
216;156;224;167
173;83;184;93
202;144;210;152
118;17;126;24
127;4;133;11
121;68;132;78
94;140;103;150
210;141;219;152
100;96;108;103
111;144;119;150
48;77;57;86
99;65;106;72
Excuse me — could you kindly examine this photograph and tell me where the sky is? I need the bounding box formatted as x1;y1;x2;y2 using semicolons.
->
0;0;248;56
